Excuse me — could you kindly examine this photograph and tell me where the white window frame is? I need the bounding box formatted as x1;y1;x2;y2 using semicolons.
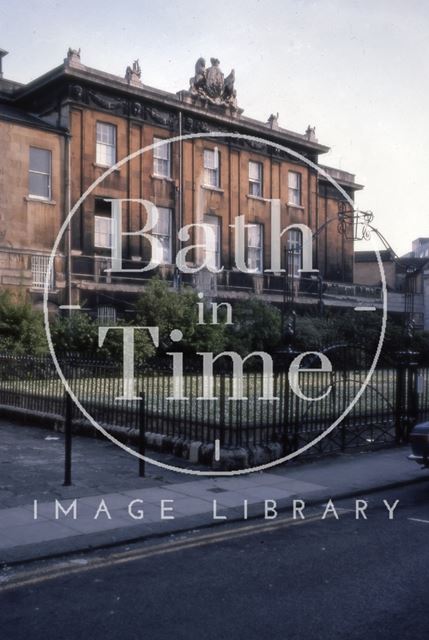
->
96;122;116;167
249;161;263;197
203;149;220;188
288;171;302;207
152;207;173;264
29;147;52;200
287;229;303;277
247;223;263;273
153;137;171;178
203;214;221;269
94;215;112;249
31;254;54;290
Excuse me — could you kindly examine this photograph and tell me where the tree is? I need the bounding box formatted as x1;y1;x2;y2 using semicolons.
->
225;298;282;355
135;279;227;356
50;311;156;363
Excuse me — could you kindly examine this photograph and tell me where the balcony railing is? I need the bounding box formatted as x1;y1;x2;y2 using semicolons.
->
70;254;384;302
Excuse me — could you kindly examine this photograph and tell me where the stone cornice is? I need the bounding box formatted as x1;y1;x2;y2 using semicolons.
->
12;62;330;156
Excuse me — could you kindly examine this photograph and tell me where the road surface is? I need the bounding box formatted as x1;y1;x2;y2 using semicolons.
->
1;482;429;640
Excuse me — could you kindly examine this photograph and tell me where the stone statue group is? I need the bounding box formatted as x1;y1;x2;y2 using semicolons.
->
190;57;237;108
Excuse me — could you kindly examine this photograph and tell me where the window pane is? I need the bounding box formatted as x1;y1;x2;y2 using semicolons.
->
249;180;261;197
154;158;170;176
94;216;112;248
204;215;220;267
248;224;262;248
249;161;261;181
96;145;104;165
153;138;170;160
287;229;302;275
152;207;172;263
153;137;171;177
97;143;116;167
29;172;50;198
97;123;115;145
203;150;219;187
288;229;302;248
29;148;51;199
288;172;297;189
98;306;117;325
204;149;215;169
159;236;171;262
248;248;262;272
288;172;301;205
248;224;263;272
249;162;262;197
30;148;50;173
106;145;115;165
96;123;116;166
204;168;217;187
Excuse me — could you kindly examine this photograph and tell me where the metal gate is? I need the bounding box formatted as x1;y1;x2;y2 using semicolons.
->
285;344;421;457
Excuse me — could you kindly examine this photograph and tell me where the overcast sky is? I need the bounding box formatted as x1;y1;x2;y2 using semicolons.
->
1;0;428;255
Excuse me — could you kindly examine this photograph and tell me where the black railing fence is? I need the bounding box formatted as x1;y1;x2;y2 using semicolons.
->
0;347;427;463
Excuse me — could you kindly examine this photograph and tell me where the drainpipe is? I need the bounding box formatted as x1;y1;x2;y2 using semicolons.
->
177;110;183;290
179;110;183;232
64;131;72;316
315;169;319;270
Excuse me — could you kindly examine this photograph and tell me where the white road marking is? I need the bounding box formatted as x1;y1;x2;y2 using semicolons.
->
408;517;429;525
214;439;220;462
354;306;377;312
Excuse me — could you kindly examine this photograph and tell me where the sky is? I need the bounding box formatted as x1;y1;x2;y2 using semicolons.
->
1;0;428;256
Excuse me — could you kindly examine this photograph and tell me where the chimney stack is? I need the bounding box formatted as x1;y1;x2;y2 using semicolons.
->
0;49;8;79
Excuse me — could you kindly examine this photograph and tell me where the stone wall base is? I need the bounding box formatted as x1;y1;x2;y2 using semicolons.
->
0;404;286;470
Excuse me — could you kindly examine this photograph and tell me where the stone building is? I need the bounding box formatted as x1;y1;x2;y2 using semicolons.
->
0;78;67;309
0;48;367;319
354;243;429;331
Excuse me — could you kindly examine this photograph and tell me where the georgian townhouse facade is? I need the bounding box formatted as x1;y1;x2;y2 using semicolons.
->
0;48;365;319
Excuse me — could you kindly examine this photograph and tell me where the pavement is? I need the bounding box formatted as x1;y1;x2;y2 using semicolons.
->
0;418;428;565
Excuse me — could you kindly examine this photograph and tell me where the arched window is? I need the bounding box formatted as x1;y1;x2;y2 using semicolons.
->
287;229;303;277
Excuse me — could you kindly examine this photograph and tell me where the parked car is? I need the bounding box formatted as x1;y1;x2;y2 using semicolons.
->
409;422;429;467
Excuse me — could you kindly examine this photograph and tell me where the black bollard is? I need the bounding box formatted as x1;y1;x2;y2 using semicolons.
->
139;392;146;478
63;392;73;486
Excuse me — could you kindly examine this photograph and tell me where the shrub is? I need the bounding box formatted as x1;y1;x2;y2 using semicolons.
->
225;298;282;355
135;279;227;356
0;291;48;355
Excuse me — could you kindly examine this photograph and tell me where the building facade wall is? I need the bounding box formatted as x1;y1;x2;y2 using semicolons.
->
0;53;363;316
354;260;397;290
68;104;354;282
0;119;65;299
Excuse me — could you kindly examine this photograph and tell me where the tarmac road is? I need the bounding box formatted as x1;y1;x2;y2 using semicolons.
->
1;481;429;640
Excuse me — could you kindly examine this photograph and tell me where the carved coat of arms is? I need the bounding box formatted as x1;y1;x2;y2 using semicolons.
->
189;57;237;109
205;58;224;99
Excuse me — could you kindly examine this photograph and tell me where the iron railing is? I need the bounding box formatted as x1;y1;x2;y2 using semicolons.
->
0;348;427;463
